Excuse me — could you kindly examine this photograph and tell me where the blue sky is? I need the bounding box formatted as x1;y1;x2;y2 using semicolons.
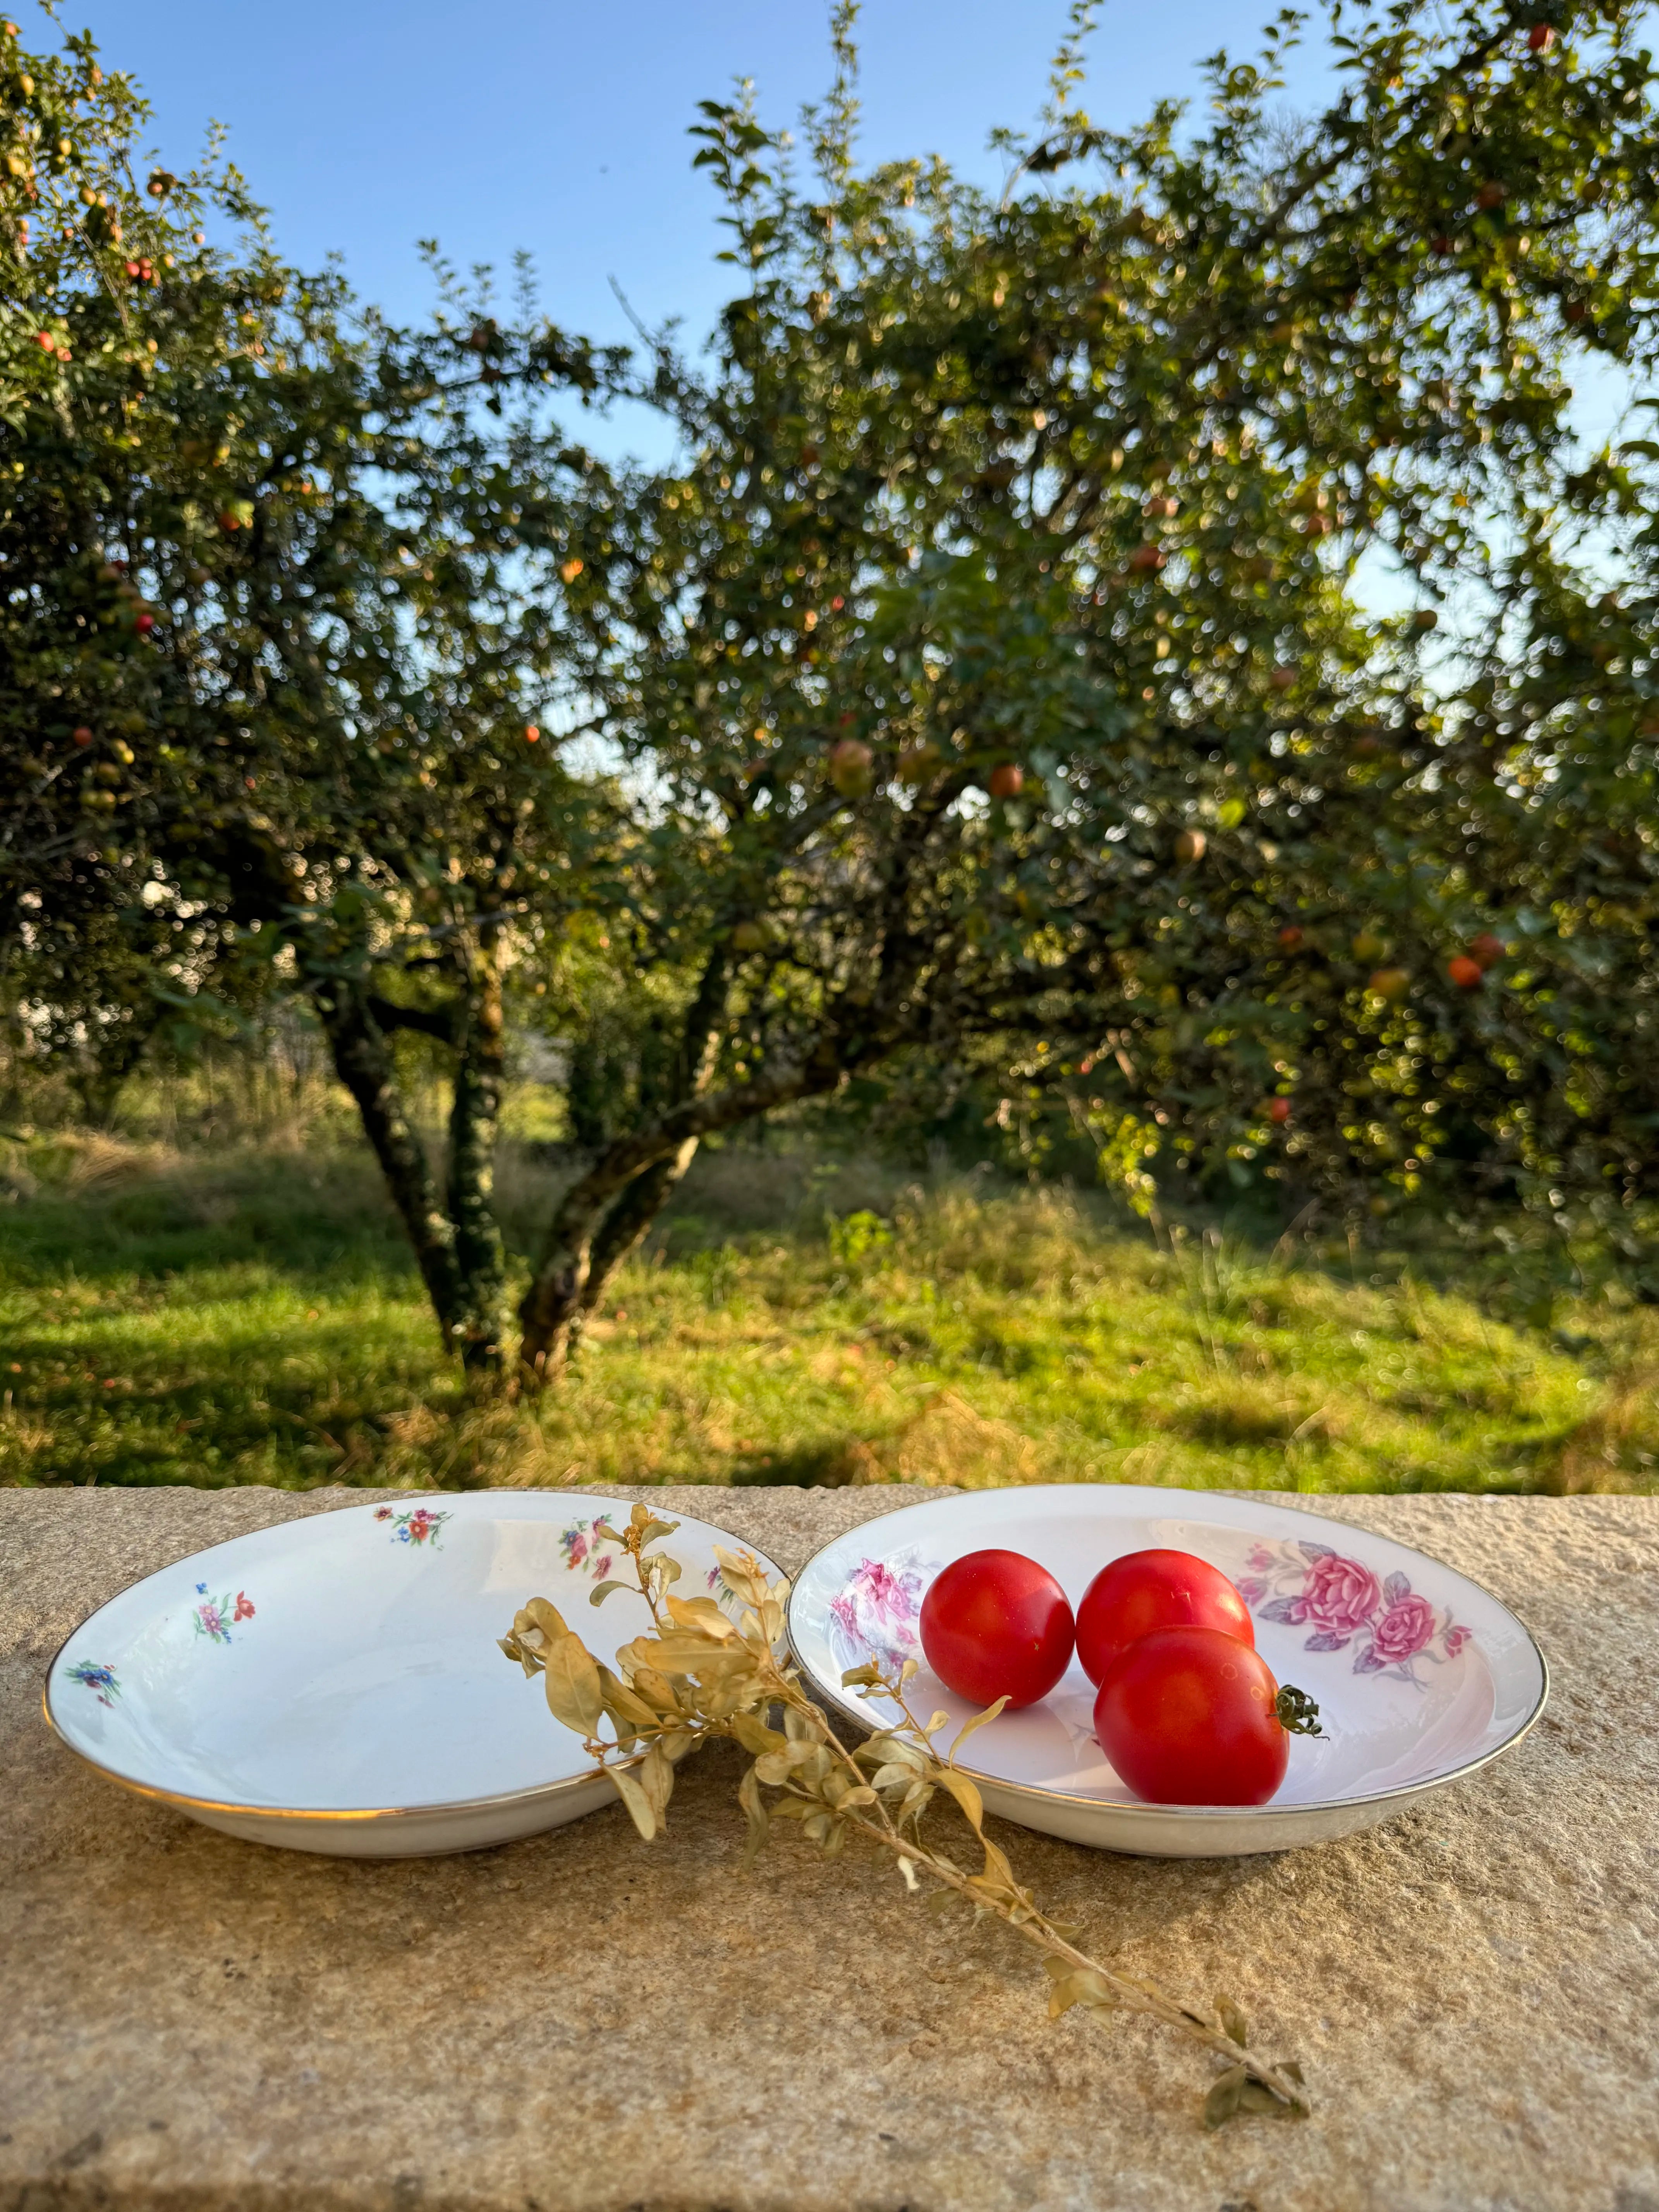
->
42;2;1336;345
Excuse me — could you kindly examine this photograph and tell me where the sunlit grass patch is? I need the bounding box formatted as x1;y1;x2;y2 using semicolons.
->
0;1138;1654;1494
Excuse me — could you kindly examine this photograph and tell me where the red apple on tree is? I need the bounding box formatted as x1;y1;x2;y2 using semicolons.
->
988;762;1024;800
1268;1096;1292;1124
1528;23;1554;53
1447;955;1484;989
827;737;873;797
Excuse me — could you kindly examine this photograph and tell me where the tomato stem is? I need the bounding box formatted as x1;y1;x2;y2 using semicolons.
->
1276;1684;1324;1736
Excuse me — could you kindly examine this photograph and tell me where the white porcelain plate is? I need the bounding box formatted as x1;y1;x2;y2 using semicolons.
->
788;1486;1547;1857
44;1493;780;1858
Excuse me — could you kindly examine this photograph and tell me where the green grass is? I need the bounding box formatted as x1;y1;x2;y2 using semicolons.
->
2;1131;1655;1494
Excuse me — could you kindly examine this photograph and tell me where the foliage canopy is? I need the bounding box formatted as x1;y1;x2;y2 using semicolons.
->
9;0;1659;1378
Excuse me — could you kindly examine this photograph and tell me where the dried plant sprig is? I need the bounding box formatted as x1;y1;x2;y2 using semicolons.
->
498;1502;1311;2130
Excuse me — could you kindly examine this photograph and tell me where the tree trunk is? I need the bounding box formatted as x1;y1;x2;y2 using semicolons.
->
70;1011;155;1130
515;1142;659;1384
580;1137;699;1311
210;821;510;1375
558;1135;699;1360
518;943;733;1382
517;1048;853;1383
517;837;941;1384
444;937;510;1374
310;977;472;1356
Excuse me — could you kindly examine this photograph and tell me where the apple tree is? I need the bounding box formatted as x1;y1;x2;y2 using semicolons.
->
507;0;1659;1373
0;19;622;1368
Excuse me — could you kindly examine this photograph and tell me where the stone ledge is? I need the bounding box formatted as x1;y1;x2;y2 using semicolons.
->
2;1484;1656;2212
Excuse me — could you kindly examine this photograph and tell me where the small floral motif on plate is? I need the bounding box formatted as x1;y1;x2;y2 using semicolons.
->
68;1660;121;1707
374;1505;450;1549
558;1516;617;1582
558;1515;733;1603
192;1583;256;1644
1236;1539;1472;1685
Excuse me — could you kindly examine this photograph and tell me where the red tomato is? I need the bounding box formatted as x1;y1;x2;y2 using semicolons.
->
919;1549;1074;1709
1074;1548;1254;1687
1094;1626;1296;1805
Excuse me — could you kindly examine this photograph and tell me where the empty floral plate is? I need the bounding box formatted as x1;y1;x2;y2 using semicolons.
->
788;1486;1547;1857
44;1494;780;1858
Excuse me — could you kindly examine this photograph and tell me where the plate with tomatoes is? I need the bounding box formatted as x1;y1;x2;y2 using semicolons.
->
786;1486;1547;1856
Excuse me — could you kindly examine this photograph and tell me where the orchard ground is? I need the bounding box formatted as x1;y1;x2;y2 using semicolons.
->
2;1123;1655;1498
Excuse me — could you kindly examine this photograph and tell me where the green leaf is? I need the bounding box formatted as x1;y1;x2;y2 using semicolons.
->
737;1759;770;1870
1046;1965;1120;2019
541;1630;604;1736
936;1767;986;1835
949;1694;1010;1758
1202;2067;1247;2130
605;1762;658;1842
1238;2079;1285;2113
729;1709;788;1756
637;1740;675;1827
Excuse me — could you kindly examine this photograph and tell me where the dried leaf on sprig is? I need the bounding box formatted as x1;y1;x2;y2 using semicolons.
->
498;1501;1312;2129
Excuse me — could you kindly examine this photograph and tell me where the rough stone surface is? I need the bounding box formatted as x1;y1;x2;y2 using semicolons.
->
1;1482;1656;2212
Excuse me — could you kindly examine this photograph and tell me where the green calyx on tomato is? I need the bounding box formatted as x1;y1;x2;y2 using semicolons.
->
1274;1684;1324;1736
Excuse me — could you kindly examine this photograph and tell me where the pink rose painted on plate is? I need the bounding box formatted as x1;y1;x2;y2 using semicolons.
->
1302;1554;1382;1637
1370;1593;1439;1665
827;1552;935;1673
1245;1538;1471;1685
